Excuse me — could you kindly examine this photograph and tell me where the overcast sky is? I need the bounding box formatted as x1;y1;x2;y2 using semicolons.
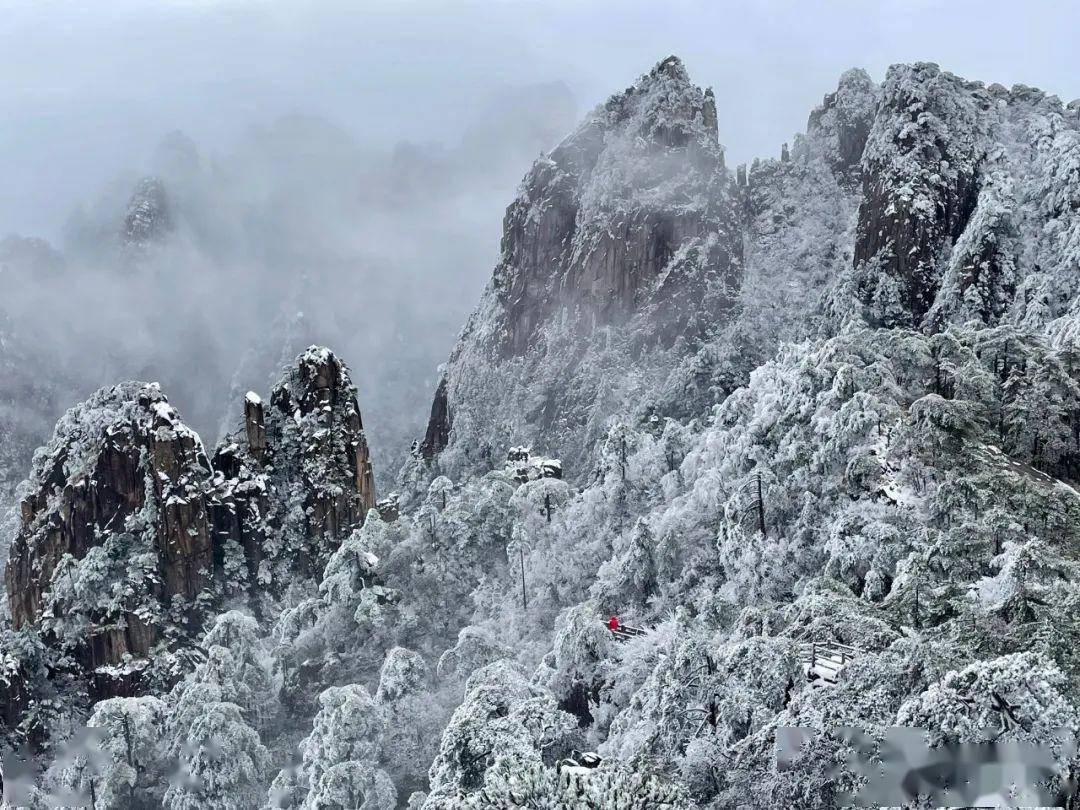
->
2;0;1079;485
2;0;1078;240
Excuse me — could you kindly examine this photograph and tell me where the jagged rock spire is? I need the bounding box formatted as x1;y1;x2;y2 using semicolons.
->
121;176;172;250
4;346;376;705
492;53;739;354
417;55;742;478
267;346;376;529
852;63;985;327
806;67;879;177
214;346;376;589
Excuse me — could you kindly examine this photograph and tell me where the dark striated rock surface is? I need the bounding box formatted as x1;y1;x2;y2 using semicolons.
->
5;382;217;692
4;346;375;703
852;63;986;327
805;68;879;180
269;345;376;557
494;55;739;356
418;376;450;461
848;63;1080;332
215;346;377;590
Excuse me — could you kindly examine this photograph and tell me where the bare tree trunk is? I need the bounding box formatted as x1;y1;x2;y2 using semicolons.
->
756;472;766;537
519;546;528;610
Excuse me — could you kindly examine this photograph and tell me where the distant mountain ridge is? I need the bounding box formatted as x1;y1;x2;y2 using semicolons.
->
4;57;1080;809
417;58;1080;485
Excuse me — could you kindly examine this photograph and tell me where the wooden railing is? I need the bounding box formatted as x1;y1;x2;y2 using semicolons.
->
602;621;648;643
797;640;861;684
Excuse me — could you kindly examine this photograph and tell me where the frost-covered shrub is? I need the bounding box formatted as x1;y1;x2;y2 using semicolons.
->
467;757;691;809
268;683;395;810
424;661;577;807
163;700;269;810
85;696;167;807
535;602;616;727
897;652;1080;745
376;647;442;797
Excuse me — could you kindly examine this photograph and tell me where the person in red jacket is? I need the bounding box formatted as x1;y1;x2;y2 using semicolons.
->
608;615;620;632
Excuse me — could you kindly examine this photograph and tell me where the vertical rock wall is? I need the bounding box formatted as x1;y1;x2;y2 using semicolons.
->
4;345;375;701
5;383;216;691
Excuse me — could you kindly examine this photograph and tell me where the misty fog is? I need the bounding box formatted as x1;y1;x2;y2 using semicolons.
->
6;4;1080;808
4;0;1080;498
1;83;576;494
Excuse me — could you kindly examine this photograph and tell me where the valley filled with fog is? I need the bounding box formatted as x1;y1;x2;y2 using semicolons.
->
4;3;1080;809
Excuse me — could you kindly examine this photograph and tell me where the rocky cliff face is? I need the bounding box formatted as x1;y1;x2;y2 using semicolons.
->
215;346;376;591
805;68;879;180
852;64;986;326
421;60;1080;483
121;176;173;252
5;382;217;694
415;60;870;481
850;63;1080;331
4;346;374;702
416;56;744;478
493;55;738;356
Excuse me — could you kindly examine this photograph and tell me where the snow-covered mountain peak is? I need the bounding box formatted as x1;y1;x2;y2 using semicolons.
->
805;67;879;176
3;345;377;710
121;176;172;251
5;378;218;699
7;54;1080;809
415;57;743;476
597;54;719;150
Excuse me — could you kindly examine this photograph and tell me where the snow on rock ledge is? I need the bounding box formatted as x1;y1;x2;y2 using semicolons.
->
5;381;217;695
4;346;378;705
213;345;377;591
